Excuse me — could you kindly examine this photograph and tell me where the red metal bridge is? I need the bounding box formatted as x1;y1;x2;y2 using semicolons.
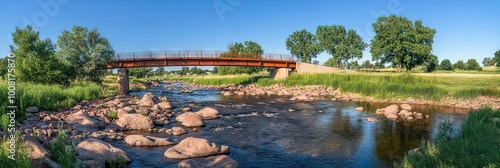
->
106;51;296;69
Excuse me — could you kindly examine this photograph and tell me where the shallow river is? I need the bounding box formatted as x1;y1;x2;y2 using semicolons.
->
107;82;468;168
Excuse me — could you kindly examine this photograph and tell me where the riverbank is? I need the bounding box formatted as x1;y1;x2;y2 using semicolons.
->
399;107;500;167
162;73;500;110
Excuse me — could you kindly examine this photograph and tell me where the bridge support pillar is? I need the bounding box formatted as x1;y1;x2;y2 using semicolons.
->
117;68;129;94
270;68;289;80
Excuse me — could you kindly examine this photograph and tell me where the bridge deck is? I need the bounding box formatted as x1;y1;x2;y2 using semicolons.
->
106;51;296;69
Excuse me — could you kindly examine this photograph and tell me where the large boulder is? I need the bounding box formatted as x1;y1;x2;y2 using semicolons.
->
138;93;160;107
400;104;412;110
124;135;175;146
116;114;154;130
117;107;136;119
65;111;105;133
176;112;205;127
76;138;131;168
26;107;39;113
384;105;399;114
23;136;50;159
169;127;188;136
194;107;219;120
164;137;229;159
178;155;239;168
157;102;172;110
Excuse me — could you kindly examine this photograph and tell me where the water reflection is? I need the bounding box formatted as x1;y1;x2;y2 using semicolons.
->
121;83;468;168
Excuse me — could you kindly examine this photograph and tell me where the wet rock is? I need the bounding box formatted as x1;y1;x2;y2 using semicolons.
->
124;135;175;146
178;155;239;168
26;107;39;113
164;137;229;159
66;111;105;133
157;102;172;110
354;107;364;111
170;127;188;136
182;107;192;112
296;95;309;101
400;104;412;110
365;117;378;122
223;92;234;96
176;112;205;127
288;109;295;112
43;116;52;121
386;114;398;119
90;131;126;140
138;93;161;107
194;107;219;120
76;138;131;168
116;114;154;130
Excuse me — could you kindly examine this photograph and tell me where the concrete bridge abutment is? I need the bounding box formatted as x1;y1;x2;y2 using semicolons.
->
270;68;289;80
117;68;129;94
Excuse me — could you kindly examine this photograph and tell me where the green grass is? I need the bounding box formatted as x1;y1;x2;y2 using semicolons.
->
107;110;118;119
398;107;500;167
0;82;103;130
49;128;76;168
107;157;128;168
0;132;31;168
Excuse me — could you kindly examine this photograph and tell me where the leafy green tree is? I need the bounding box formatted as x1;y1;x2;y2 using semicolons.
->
312;60;320;65
374;61;385;69
180;67;190;75
316;25;367;68
190;67;205;75
57;26;114;83
425;54;439;72
370;15;436;73
482;57;492;66
323;57;344;68
454;60;466;70
492;50;500;67
10;25;69;84
0;57;7;79
347;60;360;70
361;60;374;69
439;59;453;71
285;29;321;63
129;67;152;78
154;67;165;76
217;41;264;75
466;59;482;71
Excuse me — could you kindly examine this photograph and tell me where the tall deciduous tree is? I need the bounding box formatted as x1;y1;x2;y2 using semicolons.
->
425;54;439;72
0;57;7;79
57;26;114;83
466;59;482;71
454;60;466;70
218;41;264;75
482;57;492;66
493;50;500;67
370;15;436;73
439;59;453;71
10;25;68;84
285;29;321;63
316;25;367;68
361;60;374;69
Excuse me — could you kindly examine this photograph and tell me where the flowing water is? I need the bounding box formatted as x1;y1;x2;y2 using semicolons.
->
107;82;468;168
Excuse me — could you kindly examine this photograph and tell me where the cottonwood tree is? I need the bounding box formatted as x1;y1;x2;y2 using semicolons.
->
439;59;453;71
10;25;68;84
285;29;321;63
218;41;264;75
493;50;500;67
316;25;367;68
482;57;492;66
466;59;482;71
370;15;436;73
454;60;466;70
425;54;439;72
0;57;6;79
57;26;114;83
361;60;374;69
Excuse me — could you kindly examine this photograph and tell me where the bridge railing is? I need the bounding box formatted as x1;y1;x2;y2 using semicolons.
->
114;51;294;61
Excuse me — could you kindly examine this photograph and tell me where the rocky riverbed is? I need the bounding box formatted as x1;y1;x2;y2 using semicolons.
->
7;81;474;168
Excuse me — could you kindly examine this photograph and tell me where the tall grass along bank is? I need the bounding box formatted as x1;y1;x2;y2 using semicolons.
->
0;82;102;130
398;107;500;167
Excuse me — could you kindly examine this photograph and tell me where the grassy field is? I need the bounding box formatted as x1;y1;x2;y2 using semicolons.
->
164;72;500;100
398;107;500;167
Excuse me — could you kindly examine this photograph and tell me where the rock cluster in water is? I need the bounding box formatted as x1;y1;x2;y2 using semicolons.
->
14;90;238;168
375;104;429;122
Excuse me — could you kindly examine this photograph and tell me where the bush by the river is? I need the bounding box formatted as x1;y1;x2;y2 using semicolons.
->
398;107;500;167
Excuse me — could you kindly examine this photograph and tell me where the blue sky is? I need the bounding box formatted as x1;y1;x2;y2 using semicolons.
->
1;0;499;67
